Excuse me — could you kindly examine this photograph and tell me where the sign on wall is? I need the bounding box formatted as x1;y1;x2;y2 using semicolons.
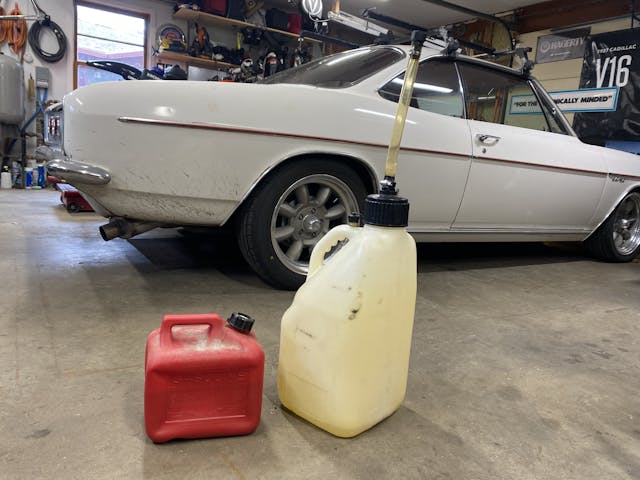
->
535;28;590;64
573;28;640;144
509;87;619;114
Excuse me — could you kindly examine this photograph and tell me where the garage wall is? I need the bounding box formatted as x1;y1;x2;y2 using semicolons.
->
0;0;187;102
2;3;633;119
517;16;633;123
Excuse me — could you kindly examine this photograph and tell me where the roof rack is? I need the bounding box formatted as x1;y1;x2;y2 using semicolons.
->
363;0;520;67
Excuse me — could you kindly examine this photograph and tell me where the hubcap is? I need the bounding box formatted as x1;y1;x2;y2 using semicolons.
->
271;174;359;275
612;192;640;256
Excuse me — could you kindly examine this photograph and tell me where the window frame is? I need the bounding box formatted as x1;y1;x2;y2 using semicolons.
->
529;76;576;136
377;53;576;137
455;59;572;136
377;57;466;119
74;0;149;88
261;46;406;88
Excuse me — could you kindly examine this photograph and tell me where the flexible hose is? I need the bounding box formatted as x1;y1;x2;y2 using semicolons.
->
384;43;421;179
7;3;27;61
0;7;9;43
28;16;66;63
27;0;66;63
7;86;47;155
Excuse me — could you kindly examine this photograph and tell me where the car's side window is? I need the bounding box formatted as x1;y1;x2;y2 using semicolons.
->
379;59;464;118
457;62;567;135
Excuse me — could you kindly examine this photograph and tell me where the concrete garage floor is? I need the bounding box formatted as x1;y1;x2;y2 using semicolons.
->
1;188;639;480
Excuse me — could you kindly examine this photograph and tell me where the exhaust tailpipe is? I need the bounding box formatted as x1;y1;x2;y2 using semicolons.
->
99;218;160;241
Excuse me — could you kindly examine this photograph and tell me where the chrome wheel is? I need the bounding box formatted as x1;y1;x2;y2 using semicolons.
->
270;174;359;275
237;159;367;289
612;192;640;256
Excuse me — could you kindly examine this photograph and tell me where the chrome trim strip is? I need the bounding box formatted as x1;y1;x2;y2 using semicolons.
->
117;116;470;160
46;158;111;185
410;227;591;234
119;116;618;178
409;231;588;242
449;228;591;234
472;155;606;177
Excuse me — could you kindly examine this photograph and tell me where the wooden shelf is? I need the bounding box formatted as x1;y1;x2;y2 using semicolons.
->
173;8;320;43
156;51;238;70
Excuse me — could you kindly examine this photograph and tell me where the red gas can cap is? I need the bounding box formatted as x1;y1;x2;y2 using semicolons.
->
227;312;255;333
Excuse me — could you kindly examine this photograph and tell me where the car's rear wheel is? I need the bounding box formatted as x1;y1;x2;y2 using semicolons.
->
236;159;367;290
585;190;640;262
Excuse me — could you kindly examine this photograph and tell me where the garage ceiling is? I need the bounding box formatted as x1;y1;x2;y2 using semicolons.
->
278;0;546;28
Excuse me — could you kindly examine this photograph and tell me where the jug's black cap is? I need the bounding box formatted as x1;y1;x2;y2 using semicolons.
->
364;193;410;227
227;312;255;333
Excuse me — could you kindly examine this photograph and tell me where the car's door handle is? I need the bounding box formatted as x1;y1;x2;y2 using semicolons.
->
476;134;501;146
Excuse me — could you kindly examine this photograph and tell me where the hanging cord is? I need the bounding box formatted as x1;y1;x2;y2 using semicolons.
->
23;86;48;133
6;85;48;156
0;7;9;43
7;2;27;62
27;0;66;63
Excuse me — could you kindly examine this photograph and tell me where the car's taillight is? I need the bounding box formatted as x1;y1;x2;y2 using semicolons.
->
44;103;63;149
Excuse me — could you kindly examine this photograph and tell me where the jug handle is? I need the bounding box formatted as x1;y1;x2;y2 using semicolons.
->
160;313;222;347
308;224;358;277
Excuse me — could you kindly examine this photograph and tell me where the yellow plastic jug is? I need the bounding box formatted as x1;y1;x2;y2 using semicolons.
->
278;29;426;438
278;213;417;437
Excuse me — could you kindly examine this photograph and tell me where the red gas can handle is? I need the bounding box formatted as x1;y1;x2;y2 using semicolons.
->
159;313;222;347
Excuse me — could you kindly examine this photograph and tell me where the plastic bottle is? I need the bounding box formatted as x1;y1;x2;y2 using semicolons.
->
10;161;20;186
24;167;33;188
278;201;417;438
37;164;45;187
1;168;11;189
278;31;426;437
278;29;426;438
31;163;40;187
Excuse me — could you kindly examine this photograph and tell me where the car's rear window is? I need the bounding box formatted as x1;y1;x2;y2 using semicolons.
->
261;46;405;88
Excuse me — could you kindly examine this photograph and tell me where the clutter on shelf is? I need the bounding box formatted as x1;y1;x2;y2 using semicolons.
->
163;0;322;83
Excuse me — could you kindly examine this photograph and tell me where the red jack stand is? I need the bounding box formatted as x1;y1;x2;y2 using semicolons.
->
49;176;94;213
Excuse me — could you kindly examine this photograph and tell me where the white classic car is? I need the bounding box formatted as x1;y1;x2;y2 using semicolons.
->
47;44;640;289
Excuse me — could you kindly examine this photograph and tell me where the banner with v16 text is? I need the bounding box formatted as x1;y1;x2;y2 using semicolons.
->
573;28;640;145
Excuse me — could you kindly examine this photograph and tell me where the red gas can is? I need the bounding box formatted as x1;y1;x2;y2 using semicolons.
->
144;312;264;443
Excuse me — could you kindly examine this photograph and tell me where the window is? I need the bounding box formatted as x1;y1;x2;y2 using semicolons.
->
261;46;405;88
457;62;567;134
379;59;464;118
75;2;148;87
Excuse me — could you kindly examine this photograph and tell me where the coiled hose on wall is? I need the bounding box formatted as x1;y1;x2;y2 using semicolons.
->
27;0;66;63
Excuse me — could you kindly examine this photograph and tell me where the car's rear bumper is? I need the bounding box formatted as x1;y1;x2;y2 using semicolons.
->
46;158;111;185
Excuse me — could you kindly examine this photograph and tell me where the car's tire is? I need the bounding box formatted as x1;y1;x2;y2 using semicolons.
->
236;158;367;290
66;202;80;213
585;190;640;262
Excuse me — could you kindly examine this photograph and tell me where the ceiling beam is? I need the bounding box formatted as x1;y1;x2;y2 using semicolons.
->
515;0;634;33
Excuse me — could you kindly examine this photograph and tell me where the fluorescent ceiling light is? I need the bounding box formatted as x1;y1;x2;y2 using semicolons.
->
328;10;389;37
391;78;453;94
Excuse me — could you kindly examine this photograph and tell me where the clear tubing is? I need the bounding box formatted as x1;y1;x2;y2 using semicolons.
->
384;51;421;179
